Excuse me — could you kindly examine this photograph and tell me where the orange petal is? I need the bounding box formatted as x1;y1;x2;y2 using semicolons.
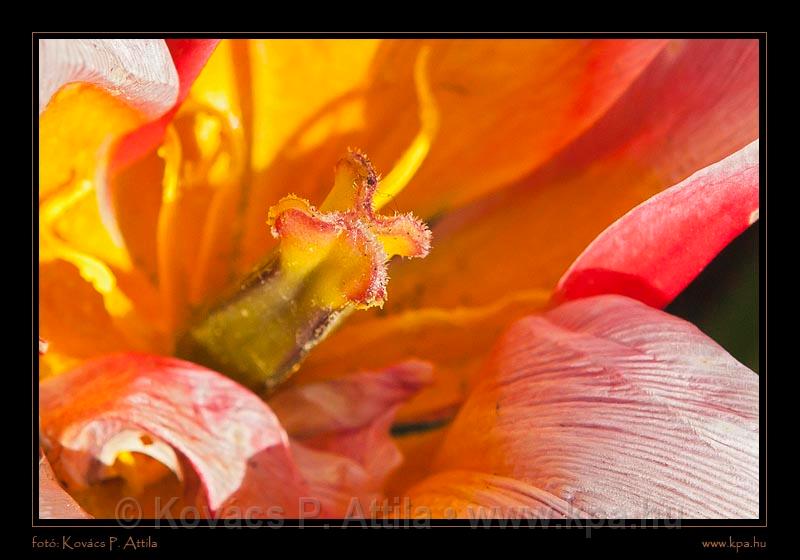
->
383;427;448;502
161;40;252;306
39;260;132;377
361;39;668;219
383;39;759;313
295;289;550;424
105;150;166;283
407;296;758;518
233;40;666;278
38;150;163;349
125;104;246;334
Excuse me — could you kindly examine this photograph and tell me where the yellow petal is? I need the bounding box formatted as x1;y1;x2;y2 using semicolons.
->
40;83;145;201
39;83;166;363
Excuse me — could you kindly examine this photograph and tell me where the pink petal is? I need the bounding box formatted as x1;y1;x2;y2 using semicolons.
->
555;140;759;308
289;411;399;518
545;39;759;180
408;296;758;518
38;39;178;117
270;361;432;516
39;449;92;519
39;353;307;517
270;360;432;438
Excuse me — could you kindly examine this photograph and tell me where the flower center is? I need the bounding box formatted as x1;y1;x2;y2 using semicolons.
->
176;151;431;392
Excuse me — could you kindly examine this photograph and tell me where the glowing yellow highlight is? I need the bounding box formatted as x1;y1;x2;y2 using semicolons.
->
373;46;440;211
40;179;133;317
155;126;186;334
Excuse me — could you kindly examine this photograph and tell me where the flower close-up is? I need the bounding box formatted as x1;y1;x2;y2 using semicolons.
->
37;37;760;521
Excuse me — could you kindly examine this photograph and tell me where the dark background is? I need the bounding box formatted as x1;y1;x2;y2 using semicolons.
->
667;222;759;373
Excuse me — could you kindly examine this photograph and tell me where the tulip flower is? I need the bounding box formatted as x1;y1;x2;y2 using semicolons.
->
37;38;759;520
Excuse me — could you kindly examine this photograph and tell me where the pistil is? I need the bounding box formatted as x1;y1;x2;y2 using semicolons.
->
176;151;431;393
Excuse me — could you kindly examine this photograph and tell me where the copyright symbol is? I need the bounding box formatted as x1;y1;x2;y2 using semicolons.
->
115;497;142;527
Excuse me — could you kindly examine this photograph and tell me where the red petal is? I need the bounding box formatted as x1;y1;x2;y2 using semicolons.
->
554;141;759;308
408;296;758;518
165;39;222;100
39;353;307;517
39;449;92;519
270;361;432;516
109;39;220;172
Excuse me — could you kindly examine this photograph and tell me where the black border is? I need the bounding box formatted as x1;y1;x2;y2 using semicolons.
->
32;31;768;549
